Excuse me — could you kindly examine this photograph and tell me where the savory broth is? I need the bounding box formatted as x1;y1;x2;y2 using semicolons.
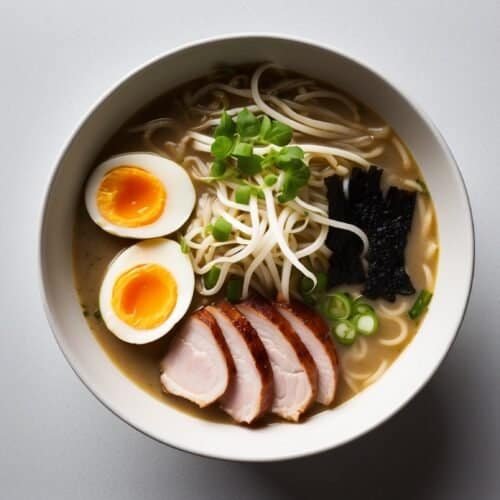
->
73;64;438;422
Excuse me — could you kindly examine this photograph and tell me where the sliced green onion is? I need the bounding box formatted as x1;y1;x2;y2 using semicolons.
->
409;290;433;320
352;312;379;336
212;217;232;242
324;292;352;320
352;297;375;315
235;185;251;204
332;319;357;345
226;277;243;303
203;266;221;290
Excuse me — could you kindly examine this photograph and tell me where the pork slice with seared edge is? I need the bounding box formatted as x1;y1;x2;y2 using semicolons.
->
275;300;339;406
207;302;273;424
160;308;235;407
236;296;318;422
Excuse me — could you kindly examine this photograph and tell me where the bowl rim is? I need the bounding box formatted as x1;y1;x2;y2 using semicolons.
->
38;32;475;462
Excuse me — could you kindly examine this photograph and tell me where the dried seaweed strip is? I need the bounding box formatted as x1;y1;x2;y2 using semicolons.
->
325;176;365;287
325;166;417;301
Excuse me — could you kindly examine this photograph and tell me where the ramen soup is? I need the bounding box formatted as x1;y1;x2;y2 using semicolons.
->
74;64;438;424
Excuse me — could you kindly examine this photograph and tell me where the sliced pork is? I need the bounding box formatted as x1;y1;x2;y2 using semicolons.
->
206;302;273;424
275;300;339;406
237;296;318;422
160;308;234;407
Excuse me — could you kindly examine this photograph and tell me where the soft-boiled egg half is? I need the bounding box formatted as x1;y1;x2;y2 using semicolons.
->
100;238;194;344
85;153;195;238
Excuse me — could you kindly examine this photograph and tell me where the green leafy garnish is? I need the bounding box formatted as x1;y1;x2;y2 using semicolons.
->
211;136;234;159
207;109;309;203
214;111;236;138
276;145;304;165
263;120;293;146
237;108;260;139
278;160;310;203
259;115;272;138
237;155;262;176
209;159;227;178
232;142;253;158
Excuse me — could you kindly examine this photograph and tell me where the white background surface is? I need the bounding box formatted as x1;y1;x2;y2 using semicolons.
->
1;1;499;498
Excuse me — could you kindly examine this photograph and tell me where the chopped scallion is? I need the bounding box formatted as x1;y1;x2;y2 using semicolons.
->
332;319;357;345
409;290;433;320
324;292;352;320
352;298;375;315
203;266;221;290
235;185;251;204
211;217;232;242
352;312;379;336
226;277;243;303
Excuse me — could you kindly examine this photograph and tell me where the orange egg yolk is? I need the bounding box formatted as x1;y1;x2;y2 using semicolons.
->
97;166;166;227
112;264;177;329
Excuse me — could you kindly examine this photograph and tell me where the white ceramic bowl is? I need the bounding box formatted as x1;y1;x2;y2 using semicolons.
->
39;34;474;462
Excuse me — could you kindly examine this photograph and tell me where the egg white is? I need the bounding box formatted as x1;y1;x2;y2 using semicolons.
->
99;238;194;344
85;152;195;238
